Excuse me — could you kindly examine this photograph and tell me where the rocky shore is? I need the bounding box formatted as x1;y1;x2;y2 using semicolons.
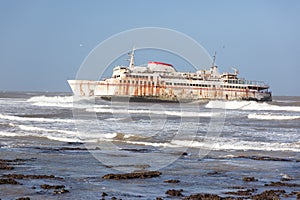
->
0;145;299;200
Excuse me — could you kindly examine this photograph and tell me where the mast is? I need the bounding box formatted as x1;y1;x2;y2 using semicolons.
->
129;47;135;69
212;51;217;67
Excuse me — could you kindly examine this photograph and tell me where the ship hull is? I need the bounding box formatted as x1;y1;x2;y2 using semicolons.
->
68;80;272;102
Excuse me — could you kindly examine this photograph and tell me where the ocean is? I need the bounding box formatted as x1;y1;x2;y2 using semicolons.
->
0;92;299;199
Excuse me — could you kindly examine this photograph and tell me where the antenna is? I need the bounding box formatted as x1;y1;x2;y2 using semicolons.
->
212;51;217;67
231;66;239;75
129;46;135;69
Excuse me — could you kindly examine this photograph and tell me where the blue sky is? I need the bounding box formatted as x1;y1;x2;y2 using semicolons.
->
0;0;299;96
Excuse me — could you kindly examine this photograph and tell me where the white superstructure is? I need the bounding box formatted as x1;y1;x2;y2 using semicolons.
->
68;49;272;102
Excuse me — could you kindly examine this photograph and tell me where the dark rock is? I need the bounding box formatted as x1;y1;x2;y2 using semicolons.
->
111;197;117;200
0;158;35;170
237;155;292;162
67;142;84;145
33;147;60;152
297;192;300;200
156;197;163;200
165;189;183;197
207;171;220;176
102;171;161;180
183;193;243;200
281;178;293;181
53;188;69;194
183;193;222;200
15;198;30;200
0;165;14;170
228;186;246;190
265;181;300;187
289;191;298;195
121;148;150;153
102;192;108;197
164;179;180;183
0;158;36;163
0;178;20;185
40;184;65;189
3;174;61;180
251;190;285;200
59;147;87;151
242;177;257;182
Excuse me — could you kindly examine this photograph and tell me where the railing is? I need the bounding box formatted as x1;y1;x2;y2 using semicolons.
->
226;79;268;87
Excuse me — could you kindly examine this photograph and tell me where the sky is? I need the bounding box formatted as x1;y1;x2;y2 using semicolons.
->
0;0;299;96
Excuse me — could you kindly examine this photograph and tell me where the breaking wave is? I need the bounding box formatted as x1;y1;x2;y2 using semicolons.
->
15;124;77;135
103;136;300;152
0;131;18;137
0;113;74;123
0;130;80;143
248;113;300;120
87;108;213;117
27;95;100;108
205;101;300;112
2;123;120;143
27;96;74;108
170;139;300;152
2;123;300;152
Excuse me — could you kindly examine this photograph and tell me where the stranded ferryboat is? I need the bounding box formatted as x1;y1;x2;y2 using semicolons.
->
68;48;272;102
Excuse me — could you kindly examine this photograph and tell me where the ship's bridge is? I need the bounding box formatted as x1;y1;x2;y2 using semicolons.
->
147;61;176;73
112;66;129;78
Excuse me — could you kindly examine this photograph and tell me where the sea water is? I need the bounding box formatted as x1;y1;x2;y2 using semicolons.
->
0;92;299;199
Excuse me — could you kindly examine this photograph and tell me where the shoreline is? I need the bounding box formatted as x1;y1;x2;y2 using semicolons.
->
1;136;299;200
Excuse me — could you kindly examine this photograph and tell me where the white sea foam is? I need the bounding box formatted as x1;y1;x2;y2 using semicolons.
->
87;108;213;117
248;113;300;120
205;100;300;112
27;95;98;108
0;131;18;137
27;96;110;109
6;122;122;142
16;124;78;135
43;135;81;143
0;113;74;123
0;130;103;143
27;96;73;107
1;124;81;143
27;95;74;103
170;139;300;152
104;118;128;121
103;136;300;152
